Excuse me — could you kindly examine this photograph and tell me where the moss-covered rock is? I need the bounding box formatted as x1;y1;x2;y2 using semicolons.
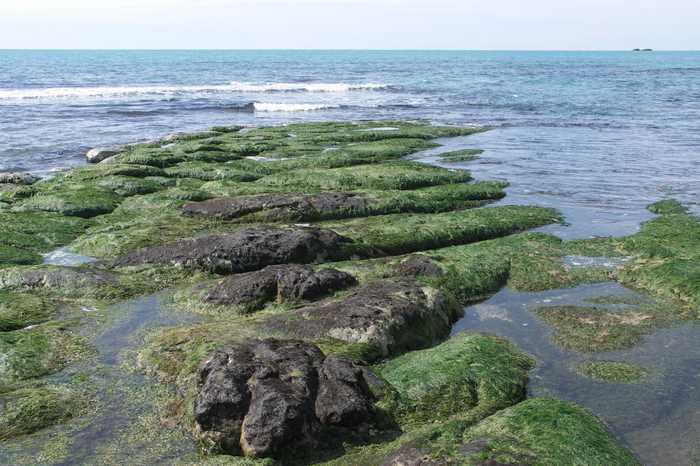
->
0;291;54;331
326;205;561;257
378;333;533;425
0;324;92;382
0;211;92;267
16;185;122;218
0;386;85;440
566;200;700;312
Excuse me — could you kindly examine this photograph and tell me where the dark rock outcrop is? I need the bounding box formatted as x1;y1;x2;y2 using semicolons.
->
183;192;370;222
194;339;374;458
204;264;357;312
261;279;460;356
394;255;444;277
112;227;352;274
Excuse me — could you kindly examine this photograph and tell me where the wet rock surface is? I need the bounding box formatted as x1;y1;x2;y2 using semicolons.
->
0;172;40;185
194;339;374;458
183;192;370;221
262;279;459;356
112;227;353;274
86;147;121;164
395;255;444;277
203;264;357;312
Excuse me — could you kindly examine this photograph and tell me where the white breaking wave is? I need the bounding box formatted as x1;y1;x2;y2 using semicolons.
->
0;81;389;101
228;81;388;92
253;102;341;112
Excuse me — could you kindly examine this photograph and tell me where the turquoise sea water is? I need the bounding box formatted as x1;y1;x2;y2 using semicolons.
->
0;50;699;236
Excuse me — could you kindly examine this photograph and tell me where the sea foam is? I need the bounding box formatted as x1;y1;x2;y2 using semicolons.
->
0;82;389;101
253;102;341;112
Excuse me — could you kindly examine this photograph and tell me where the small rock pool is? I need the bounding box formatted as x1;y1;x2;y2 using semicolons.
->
452;283;700;466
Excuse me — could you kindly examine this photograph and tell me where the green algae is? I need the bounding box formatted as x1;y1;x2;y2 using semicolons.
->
0;211;92;267
451;398;639;466
438;148;484;162
647;199;689;215
0;323;93;382
566;200;700;311
535;304;672;353
17;185;122;218
577;361;648;383
0;291;54;331
257;160;472;191
378;333;533;425
326;205;561;257
0;386;85;440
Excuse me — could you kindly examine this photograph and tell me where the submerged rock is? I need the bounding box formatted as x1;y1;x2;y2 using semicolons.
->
194;339;374;458
183;192;370;222
204;264;357;312
0;172;40;185
261;279;460;356
112;227;352;274
86;147;121;164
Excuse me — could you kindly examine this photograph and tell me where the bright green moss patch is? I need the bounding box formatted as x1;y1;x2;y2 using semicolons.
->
378;333;533;425
164;161;268;182
438;148;484;162
0;386;85;440
0;324;93;382
326;205;560;257
647;199;688;215
577;361;648;383
453;398;639;466
17;186;122;218
0;291;54;331
0;211;92;267
257;161;472;191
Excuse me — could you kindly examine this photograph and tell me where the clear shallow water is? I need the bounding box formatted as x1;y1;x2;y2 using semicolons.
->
452;283;700;466
1;50;698;235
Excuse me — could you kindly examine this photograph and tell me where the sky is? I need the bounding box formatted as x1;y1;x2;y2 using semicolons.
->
1;0;698;50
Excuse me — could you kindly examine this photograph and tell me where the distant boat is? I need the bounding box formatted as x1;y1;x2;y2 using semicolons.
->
632;48;653;52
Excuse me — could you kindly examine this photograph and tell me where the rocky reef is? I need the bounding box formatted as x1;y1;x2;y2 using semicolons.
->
3;120;697;465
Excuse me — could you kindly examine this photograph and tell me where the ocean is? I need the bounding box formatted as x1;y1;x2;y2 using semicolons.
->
1;49;699;237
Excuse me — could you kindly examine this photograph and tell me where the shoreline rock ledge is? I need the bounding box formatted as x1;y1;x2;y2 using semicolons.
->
86;147;121;163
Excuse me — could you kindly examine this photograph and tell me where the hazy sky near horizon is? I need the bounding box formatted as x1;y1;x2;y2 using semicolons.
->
1;0;698;50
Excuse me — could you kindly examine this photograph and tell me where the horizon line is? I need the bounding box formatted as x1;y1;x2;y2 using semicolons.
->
1;48;697;52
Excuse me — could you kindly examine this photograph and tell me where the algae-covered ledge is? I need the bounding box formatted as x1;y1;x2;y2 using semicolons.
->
5;120;697;465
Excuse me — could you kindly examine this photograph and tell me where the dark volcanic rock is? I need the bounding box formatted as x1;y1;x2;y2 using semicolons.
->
204;264;357;312
261;279;460;356
183;192;370;222
315;355;374;427
395;255;444;277
112;227;352;274
194;339;375;458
